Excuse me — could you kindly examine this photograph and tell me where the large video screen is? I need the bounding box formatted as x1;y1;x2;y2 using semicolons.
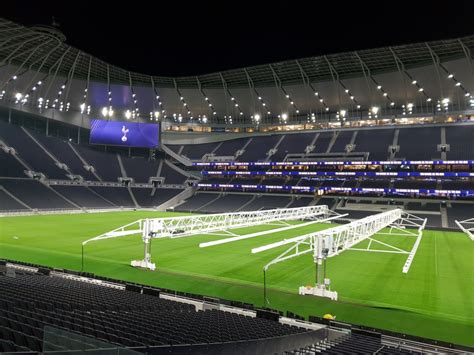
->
89;119;159;148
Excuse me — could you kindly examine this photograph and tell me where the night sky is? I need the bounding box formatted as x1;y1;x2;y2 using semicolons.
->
3;1;474;76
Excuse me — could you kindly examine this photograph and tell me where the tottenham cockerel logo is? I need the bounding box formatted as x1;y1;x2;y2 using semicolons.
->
121;125;129;142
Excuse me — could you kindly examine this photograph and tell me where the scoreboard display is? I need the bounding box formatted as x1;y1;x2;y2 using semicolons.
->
89;119;159;148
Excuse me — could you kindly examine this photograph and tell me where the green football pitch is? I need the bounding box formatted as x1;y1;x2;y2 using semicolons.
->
0;211;473;346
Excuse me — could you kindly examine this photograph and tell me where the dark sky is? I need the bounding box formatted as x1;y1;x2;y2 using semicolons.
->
3;1;474;76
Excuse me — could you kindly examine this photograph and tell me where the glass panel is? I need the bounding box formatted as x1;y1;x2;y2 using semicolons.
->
43;326;141;354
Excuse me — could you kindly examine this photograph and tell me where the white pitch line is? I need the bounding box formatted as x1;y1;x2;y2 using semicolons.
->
199;220;322;248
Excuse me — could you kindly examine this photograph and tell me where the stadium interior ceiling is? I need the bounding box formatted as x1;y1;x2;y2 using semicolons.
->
0;4;472;133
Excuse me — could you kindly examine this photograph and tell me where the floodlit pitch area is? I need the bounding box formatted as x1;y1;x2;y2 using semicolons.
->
0;211;473;346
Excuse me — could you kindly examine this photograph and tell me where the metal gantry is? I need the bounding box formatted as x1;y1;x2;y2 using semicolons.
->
83;205;330;271
455;217;474;241
252;209;427;301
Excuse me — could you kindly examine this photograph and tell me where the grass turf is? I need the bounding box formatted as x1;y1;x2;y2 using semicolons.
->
0;211;473;346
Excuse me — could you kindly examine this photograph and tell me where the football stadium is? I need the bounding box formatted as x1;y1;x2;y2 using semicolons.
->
0;8;474;354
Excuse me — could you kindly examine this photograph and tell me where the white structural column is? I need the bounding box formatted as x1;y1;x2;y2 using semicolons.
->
83;205;330;271
253;209;426;300
455;218;474;241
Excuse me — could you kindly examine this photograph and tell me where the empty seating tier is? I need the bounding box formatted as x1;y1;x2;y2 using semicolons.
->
353;129;393;161
180;142;220;160
174;192;220;212
272;133;316;161
0;272;308;351
0;150;26;177
26;129;97;181
121;156;159;183
160;164;188;184
396;127;441;160
446;125;474;160
330;130;353;153
198;194;253;213
74;145;122;182
1;179;76;210
132;188;182;207
0;122;67;179
89;186;133;207
51;185;114;208
213;138;248;157
237;135;281;161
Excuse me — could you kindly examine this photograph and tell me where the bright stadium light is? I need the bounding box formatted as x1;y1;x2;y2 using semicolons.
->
455;82;461;87
412;80;417;85
377;85;382;90
101;107;108;117
448;73;454;78
281;113;288;121
125;110;132;119
371;106;380;115
340;109;346;117
15;93;22;100
254;113;261;122
154;111;160;119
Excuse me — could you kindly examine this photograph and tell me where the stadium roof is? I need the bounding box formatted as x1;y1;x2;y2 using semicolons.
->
1;17;473;89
